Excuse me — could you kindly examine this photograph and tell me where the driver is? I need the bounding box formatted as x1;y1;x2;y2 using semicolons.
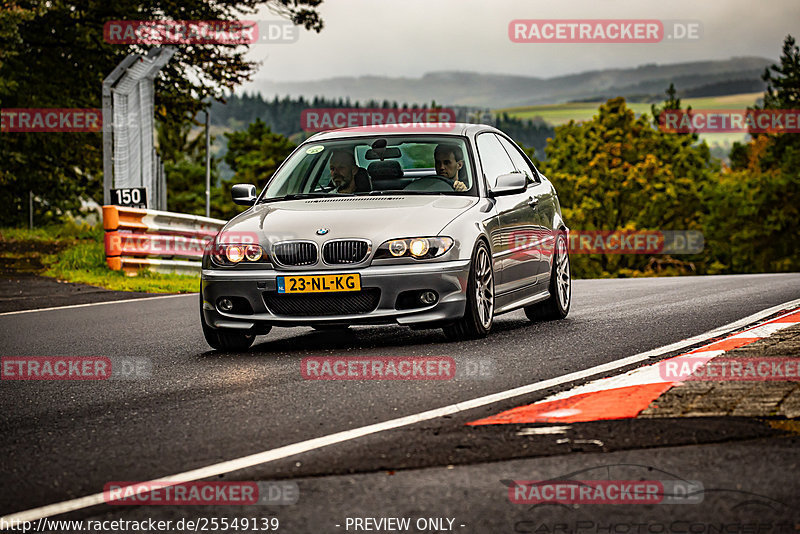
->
434;144;468;191
329;149;371;193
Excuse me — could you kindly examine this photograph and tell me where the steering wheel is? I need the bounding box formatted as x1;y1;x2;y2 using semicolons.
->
403;175;457;192
315;180;337;193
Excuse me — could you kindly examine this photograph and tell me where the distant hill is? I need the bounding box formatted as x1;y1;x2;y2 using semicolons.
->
247;57;771;108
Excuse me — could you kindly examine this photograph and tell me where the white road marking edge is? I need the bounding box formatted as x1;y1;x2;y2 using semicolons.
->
0;293;196;317
3;297;799;525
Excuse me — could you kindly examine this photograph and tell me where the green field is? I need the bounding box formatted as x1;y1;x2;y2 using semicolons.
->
495;93;763;149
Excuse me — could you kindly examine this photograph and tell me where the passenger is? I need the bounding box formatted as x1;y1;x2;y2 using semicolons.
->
434;144;468;192
329;150;371;193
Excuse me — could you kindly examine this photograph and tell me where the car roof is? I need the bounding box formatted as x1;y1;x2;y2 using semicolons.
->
306;122;501;142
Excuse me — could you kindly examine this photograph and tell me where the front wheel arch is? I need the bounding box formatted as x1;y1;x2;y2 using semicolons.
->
442;238;495;341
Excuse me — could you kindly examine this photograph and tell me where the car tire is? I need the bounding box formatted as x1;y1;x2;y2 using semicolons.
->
443;240;494;341
200;295;258;351
525;231;570;321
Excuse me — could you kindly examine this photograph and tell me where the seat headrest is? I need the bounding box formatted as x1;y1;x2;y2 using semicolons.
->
367;160;403;179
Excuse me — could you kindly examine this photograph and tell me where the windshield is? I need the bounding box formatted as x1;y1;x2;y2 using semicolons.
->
259;136;476;201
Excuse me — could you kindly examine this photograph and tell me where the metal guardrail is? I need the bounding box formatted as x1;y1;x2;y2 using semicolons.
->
102;205;225;275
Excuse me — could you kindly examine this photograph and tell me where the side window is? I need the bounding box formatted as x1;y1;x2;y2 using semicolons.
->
497;135;539;184
476;133;516;189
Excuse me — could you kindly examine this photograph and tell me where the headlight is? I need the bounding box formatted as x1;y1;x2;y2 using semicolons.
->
409;238;429;257
244;245;263;262
389;240;407;257
226;245;245;263
375;237;454;260
211;243;268;266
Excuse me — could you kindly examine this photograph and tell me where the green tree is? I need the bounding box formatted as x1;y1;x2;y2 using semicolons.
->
762;35;800;110
702;34;800;274
729;35;800;174
216;119;295;219
538;97;717;278
165;158;215;216
156;115;206;165
702;163;799;274
757;34;800;174
157;114;224;217
0;0;323;226
0;1;35;96
650;82;692;130
224;119;295;186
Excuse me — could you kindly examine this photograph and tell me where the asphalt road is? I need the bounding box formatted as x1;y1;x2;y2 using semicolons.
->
2;273;800;530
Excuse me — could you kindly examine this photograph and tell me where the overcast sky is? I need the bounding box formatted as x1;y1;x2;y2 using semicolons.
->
241;0;798;86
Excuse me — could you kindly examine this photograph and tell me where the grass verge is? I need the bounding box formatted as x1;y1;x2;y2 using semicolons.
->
0;223;199;293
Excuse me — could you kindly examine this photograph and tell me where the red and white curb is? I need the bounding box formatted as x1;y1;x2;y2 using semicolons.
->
469;307;800;425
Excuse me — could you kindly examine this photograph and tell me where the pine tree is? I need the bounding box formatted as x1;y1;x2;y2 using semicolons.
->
762;35;800;109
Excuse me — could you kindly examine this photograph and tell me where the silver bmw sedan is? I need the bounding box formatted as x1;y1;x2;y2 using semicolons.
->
200;123;570;350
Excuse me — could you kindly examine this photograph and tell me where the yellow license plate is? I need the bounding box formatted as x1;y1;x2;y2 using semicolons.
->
277;274;361;294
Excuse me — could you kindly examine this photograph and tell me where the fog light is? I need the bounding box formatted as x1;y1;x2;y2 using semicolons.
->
419;291;438;305
218;298;234;312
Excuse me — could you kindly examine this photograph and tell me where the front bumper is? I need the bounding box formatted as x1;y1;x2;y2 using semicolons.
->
201;260;470;329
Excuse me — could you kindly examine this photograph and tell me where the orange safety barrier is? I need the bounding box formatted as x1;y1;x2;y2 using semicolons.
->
102;205;225;276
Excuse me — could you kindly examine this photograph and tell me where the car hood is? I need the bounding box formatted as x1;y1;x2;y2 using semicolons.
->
221;195;478;245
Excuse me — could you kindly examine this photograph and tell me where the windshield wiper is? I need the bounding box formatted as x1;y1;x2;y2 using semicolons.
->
378;190;450;195
351;190;407;196
260;190;460;203
352;190;460;196
258;192;332;204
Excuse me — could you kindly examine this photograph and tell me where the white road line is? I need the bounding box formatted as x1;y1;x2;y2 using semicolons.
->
2;298;799;525
0;294;196;317
730;322;791;339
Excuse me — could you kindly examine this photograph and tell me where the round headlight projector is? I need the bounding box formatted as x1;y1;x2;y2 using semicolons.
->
389;240;407;257
409;238;430;257
244;245;262;262
225;245;245;263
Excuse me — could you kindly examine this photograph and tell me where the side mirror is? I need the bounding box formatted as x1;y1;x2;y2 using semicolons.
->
490;172;527;196
231;184;257;206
